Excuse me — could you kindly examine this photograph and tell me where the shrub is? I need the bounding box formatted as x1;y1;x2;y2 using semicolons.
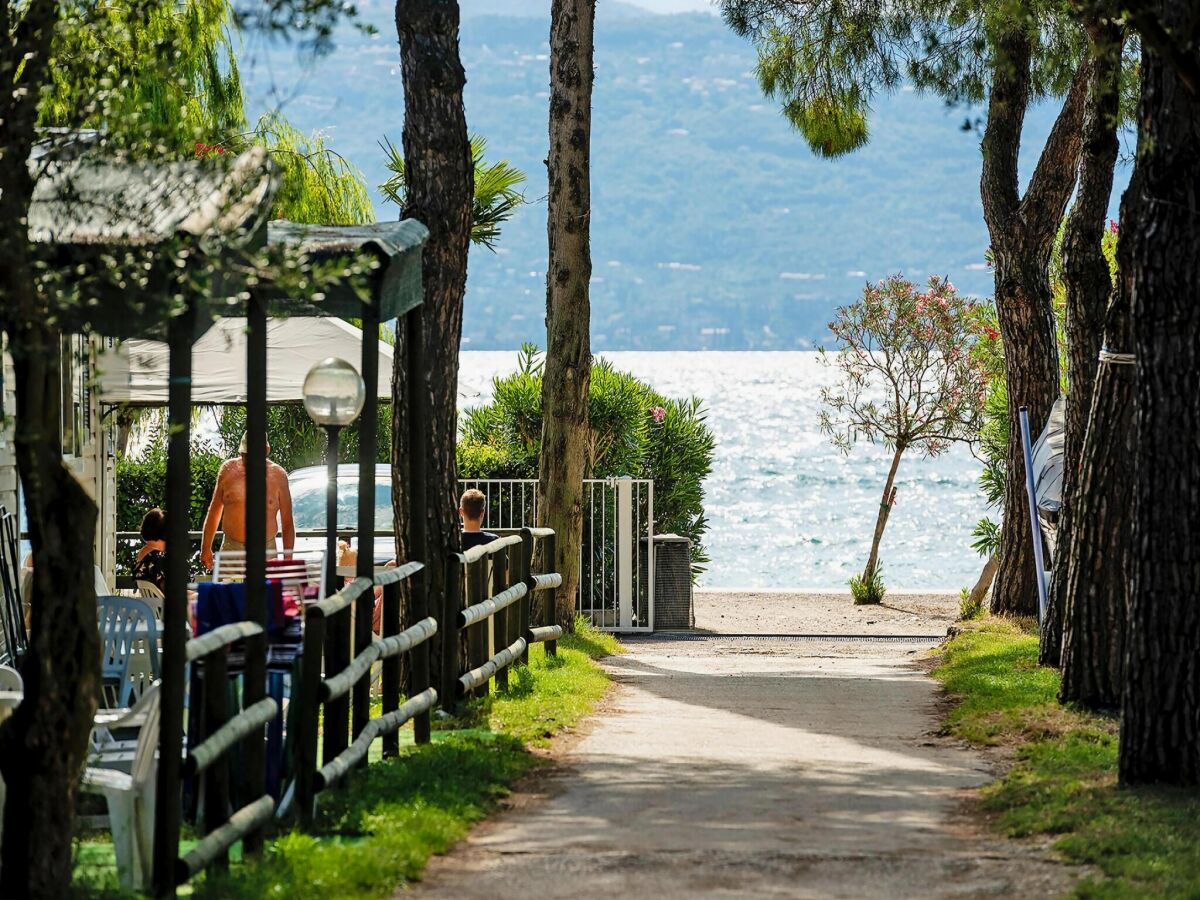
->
457;345;716;573
849;565;887;605
959;587;986;621
115;425;225;576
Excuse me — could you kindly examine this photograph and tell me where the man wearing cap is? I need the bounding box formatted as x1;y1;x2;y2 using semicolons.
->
200;432;296;570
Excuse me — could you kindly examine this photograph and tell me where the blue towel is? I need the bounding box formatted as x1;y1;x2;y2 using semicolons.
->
195;582;245;636
195;581;287;637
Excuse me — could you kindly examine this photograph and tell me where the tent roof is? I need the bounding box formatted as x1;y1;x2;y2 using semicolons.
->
97;316;393;407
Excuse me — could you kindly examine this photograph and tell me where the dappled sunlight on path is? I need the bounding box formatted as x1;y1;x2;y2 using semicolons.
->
411;635;1077;898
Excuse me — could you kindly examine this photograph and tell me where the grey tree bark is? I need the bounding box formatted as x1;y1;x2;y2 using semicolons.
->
1041;23;1124;667
1119;0;1200;784
538;0;595;631
392;0;474;670
0;1;102;894
982;36;1089;618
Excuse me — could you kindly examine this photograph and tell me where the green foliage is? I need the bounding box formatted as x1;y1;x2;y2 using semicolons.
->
722;0;1086;160
820;274;985;456
75;624;618;897
41;0;245;154
970;516;1001;558
849;565;886;605
115;428;225;577
255;113;375;224
932;624;1200;897
965;224;1118;558
380;134;526;249
214;401;392;472
457;347;716;572
958;587;986;620
450;619;622;747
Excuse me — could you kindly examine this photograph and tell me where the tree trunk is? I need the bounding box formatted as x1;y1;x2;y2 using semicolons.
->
392;0;474;668
1041;23;1124;666
0;5;101;890
1059;215;1134;710
0;326;101;898
1119;2;1200;785
968;556;999;607
538;0;595;632
981;36;1089;618
861;445;902;586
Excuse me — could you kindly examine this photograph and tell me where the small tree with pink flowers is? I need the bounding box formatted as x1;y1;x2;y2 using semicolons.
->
820;274;985;603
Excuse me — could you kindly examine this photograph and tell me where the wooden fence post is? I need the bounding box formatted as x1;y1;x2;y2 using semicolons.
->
467;558;488;698
441;555;462;714
518;529;532;665
543;531;558;657
492;546;510;692
381;579;402;758
294;610;325;827
323;606;350;766
201;649;230;872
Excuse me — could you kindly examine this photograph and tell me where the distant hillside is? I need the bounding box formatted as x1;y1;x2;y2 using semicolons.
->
242;6;1129;350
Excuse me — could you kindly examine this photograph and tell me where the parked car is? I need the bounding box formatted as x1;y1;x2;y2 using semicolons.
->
287;464;394;563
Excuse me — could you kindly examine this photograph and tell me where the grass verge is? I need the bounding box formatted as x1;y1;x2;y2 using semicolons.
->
933;619;1200;898
74;620;621;898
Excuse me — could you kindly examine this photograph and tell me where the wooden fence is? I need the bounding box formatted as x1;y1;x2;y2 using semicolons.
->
154;525;563;894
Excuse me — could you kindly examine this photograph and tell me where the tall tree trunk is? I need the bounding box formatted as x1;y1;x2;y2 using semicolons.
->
861;445;902;590
1041;23;1124;666
1119;1;1200;785
982;35;1089;618
392;0;473;668
0;333;100;899
0;2;101;892
538;0;595;632
1059;204;1134;710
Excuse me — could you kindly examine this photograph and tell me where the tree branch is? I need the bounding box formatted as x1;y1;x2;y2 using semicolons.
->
1020;57;1092;245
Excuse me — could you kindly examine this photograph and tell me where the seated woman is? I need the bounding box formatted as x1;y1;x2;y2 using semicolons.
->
132;508;168;593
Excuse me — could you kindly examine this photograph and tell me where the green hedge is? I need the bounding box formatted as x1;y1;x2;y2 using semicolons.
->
457;345;715;572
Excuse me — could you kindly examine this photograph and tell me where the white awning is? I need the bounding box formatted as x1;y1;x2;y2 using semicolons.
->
96;316;393;406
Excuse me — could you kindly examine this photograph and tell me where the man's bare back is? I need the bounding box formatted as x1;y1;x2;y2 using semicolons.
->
200;453;296;570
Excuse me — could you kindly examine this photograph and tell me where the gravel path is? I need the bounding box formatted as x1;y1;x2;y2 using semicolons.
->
409;593;1077;899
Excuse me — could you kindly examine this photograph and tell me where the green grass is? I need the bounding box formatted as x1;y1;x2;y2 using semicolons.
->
73;620;620;898
933;619;1200;898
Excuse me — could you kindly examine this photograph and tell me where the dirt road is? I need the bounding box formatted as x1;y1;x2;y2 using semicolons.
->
412;594;1077;898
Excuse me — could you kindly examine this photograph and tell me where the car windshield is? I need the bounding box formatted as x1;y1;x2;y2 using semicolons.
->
289;473;392;532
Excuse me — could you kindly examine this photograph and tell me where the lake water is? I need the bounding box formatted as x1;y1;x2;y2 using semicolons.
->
459;351;989;591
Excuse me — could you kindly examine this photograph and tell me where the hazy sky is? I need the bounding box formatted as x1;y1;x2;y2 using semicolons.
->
633;0;717;12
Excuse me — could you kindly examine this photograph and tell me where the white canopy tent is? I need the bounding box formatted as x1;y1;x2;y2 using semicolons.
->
97;316;393;406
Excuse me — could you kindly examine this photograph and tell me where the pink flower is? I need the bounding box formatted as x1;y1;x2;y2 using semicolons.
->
651;406;666;424
1109;219;1119;234
984;326;1000;341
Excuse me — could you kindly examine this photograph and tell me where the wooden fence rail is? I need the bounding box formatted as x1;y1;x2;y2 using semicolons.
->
443;528;563;712
153;526;562;893
292;560;434;826
174;621;278;886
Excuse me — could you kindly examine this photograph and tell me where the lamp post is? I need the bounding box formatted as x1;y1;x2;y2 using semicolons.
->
302;357;366;595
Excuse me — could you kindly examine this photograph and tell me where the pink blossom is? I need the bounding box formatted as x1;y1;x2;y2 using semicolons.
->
1109;219;1119;234
651;406;666;424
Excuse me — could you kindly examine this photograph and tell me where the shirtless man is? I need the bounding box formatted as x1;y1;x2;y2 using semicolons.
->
200;432;296;570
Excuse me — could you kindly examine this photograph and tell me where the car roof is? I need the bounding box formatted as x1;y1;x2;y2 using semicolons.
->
289;463;393;480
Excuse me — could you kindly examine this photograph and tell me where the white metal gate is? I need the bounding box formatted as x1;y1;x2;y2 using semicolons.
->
458;477;655;633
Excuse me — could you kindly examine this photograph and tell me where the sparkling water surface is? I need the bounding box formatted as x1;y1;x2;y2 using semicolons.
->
459;351;988;591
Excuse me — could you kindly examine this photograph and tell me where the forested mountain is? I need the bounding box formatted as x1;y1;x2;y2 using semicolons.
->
242;1;1129;350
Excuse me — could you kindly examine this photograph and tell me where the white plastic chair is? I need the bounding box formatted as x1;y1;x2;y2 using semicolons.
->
81;681;160;891
90;681;161;770
135;581;165;618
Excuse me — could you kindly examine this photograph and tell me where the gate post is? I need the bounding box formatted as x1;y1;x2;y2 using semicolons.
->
616;476;633;630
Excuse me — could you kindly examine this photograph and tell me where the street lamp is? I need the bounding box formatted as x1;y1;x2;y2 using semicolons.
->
302;357;365;594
